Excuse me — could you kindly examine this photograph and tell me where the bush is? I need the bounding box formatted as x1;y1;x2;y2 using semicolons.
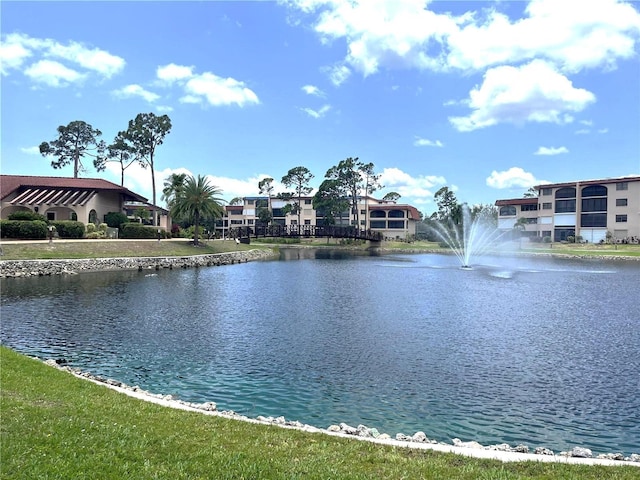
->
0;220;48;239
8;211;48;222
104;212;129;229
50;221;85;239
86;223;96;234
120;223;168;239
566;235;575;243
543;236;552;243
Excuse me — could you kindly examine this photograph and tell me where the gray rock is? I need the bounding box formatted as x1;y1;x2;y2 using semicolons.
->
514;444;529;454
412;431;428;443
534;447;554;456
570;447;593;458
327;424;341;432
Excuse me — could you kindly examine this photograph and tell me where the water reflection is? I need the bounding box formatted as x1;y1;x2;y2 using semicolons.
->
1;250;639;455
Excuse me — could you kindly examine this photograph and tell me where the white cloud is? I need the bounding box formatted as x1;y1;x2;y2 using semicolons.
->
112;84;160;103
413;137;443;147
181;73;259;107
156;105;174;113
0;32;124;81
286;0;640;76
301;104;331;118
534;146;569;155
302;84;325;96
598;128;609;134
24;59;85;87
449;60;596;131
324;64;351;86
486;167;542;189
575;128;590;134
20;146;40;155
157;63;194;83
379;167;447;203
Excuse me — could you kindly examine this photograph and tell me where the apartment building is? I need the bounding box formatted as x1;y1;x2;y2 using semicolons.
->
217;195;421;240
496;176;640;243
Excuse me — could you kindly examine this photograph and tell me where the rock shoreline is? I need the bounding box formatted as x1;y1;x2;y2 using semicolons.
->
0;249;277;278
43;359;640;467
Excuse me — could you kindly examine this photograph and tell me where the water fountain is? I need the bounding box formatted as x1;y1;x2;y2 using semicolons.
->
429;205;507;268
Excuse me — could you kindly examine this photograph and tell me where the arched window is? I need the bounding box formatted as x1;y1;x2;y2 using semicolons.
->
555;187;576;198
582;185;607;197
88;209;98;224
369;210;386;218
388;210;405;218
499;206;516;216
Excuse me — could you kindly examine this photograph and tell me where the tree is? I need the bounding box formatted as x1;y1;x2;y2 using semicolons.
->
228;197;244;206
94;132;136;186
523;187;538;198
360;161;382;231
324;157;377;228
281;167;314;230
162;173;187;210
124;113;172;226
171;175;224;247
382;192;401;203
39;120;106;178
313;179;349;226
433;186;461;224
258;177;275;224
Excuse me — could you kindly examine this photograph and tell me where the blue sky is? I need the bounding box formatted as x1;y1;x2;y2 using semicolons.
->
2;0;639;215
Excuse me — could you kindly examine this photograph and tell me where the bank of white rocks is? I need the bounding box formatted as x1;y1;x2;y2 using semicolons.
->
0;249;276;278
42;359;640;466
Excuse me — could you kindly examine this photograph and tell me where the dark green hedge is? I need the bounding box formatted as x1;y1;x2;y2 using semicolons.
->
104;212;129;229
120;223;169;239
50;221;85;239
0;220;48;239
7;211;48;222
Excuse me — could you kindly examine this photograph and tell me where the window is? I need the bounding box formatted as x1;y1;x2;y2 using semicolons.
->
555;199;576;213
247;200;255;205
48;211;56;221
581;213;607;227
555;187;576;198
231;210;243;215
304;199;312;205
616;182;628;191
370;210;386;218
70;212;77;221
388;220;405;229
291;220;298;225
499;206;516;216
616;215;628;223
88;209;97;224
616;198;628;207
231;219;243;225
582;185;607;197
360;209;366;215
388;210;405;218
360;220;366;225
554;228;575;242
255;199;267;208
541;188;552;196
521;204;538;211
304;219;311;225
370;220;386;229
582;198;607;212
526;218;538;224
272;208;284;217
543;202;552;210
247;219;254;225
542;230;551;238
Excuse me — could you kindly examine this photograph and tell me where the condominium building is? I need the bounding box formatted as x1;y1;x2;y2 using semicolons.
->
496;176;640;243
217;195;422;240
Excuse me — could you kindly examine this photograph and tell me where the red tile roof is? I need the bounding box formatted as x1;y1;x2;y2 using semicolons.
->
1;175;147;202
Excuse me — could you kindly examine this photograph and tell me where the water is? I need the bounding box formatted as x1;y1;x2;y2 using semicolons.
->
1;250;639;455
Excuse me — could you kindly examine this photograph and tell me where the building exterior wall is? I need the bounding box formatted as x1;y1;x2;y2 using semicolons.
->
496;176;640;243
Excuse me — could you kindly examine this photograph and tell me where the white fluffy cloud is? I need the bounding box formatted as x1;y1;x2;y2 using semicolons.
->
486;167;542;189
379;167;447;204
413;137;443;147
449;60;596;131
112;84;160;103
302;84;325;96
0;32;124;83
155;63;260;107
301;104;331;118
534;146;569;156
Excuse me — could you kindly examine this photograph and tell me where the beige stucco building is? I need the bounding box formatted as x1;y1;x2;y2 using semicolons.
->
496;176;640;243
218;195;422;240
1;175;171;230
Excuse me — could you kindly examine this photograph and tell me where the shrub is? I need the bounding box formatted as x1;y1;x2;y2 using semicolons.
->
50;221;85;239
0;220;48;239
86;223;96;234
543;236;551;243
7;211;47;222
98;223;108;232
104;212;129;229
566;235;575;243
120;223;168;239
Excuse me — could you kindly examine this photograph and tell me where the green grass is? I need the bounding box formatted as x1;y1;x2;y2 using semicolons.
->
0;239;271;260
1;347;638;479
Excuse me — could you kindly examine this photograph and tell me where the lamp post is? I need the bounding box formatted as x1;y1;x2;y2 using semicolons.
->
48;226;54;245
157;228;161;243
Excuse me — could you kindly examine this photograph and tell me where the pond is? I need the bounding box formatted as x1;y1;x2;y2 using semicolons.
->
1;249;639;455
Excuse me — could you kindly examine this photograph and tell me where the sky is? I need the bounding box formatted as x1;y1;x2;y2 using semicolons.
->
2;0;640;216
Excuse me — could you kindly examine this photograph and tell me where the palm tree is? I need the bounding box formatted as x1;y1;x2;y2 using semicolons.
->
171;175;224;246
161;173;188;209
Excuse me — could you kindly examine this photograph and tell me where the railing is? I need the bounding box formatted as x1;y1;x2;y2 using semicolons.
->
229;224;383;242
